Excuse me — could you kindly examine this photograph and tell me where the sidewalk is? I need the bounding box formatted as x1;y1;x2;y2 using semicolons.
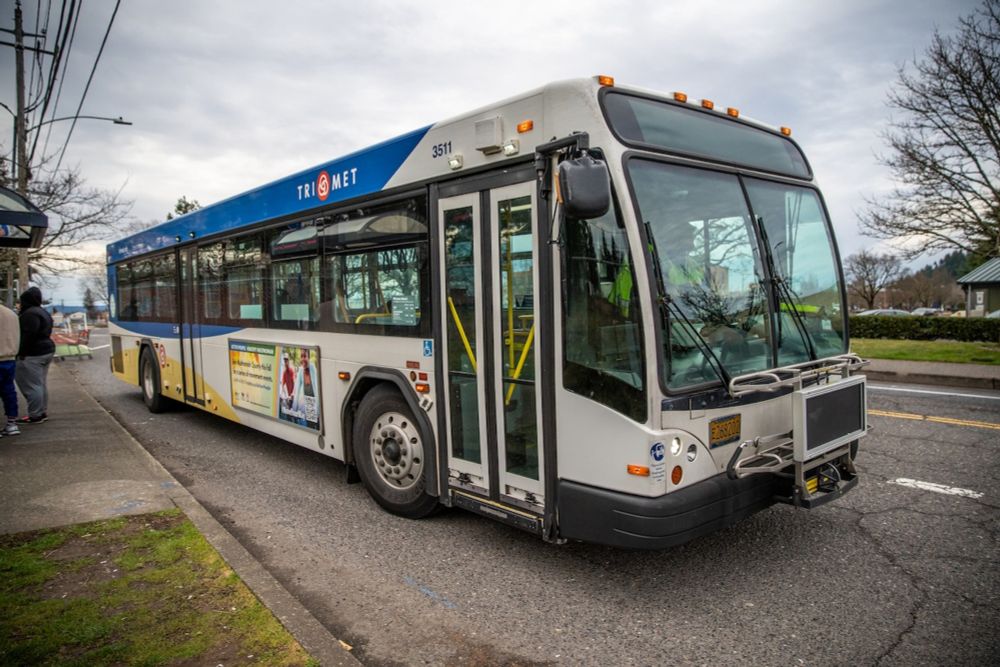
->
864;358;1000;390
0;363;358;667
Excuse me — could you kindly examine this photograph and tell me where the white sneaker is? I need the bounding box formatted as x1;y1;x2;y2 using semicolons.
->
2;422;20;436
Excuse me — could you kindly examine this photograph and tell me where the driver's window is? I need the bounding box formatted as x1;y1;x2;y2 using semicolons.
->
562;201;646;422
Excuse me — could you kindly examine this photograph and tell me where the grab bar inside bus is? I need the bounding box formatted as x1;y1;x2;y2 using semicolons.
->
447;296;477;372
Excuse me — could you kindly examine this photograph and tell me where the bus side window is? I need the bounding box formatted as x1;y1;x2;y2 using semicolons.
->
198;244;224;322
270;258;320;329
562;204;647;423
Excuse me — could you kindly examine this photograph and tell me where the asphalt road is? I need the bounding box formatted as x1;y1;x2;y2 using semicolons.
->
68;331;999;666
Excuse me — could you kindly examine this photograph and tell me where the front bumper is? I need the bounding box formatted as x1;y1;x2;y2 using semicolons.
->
557;473;779;549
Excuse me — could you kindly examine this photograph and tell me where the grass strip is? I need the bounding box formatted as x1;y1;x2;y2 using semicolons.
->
850;338;1000;365
0;509;318;666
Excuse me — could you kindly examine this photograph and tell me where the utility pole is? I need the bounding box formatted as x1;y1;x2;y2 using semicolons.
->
13;1;29;292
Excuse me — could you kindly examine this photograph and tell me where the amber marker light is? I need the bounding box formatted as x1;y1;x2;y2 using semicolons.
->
415;383;431;394
727;107;740;118
671;466;683;485
780;126;792;136
627;464;650;477
338;371;351;381
673;91;688;103
701;99;714;110
597;75;615;86
517;120;534;133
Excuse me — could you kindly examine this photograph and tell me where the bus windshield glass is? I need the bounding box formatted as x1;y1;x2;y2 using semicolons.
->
604;92;810;178
629;160;845;391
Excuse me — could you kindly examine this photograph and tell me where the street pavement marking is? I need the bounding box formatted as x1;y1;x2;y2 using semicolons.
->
889;478;984;499
868;385;1000;401
868;408;1000;431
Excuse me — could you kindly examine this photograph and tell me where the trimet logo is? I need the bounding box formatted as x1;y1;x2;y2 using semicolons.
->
297;167;359;201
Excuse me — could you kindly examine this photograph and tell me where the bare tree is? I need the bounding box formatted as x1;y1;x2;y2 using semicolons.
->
22;166;133;273
845;250;903;309
860;0;1000;265
79;258;110;306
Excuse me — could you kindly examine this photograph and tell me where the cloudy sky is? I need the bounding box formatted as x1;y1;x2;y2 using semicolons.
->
2;0;981;304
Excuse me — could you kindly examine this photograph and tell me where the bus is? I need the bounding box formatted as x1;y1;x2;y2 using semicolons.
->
107;76;867;549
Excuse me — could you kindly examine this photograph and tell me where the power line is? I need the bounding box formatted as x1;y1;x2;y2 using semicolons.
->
52;0;117;175
32;0;78;166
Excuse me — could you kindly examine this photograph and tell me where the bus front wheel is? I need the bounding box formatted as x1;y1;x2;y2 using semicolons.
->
140;346;167;413
353;385;438;519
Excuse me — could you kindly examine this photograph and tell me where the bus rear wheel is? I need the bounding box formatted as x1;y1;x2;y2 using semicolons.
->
353;385;438;519
140;346;167;413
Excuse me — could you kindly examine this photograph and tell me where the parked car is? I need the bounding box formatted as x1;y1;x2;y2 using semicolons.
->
986;309;1000;319
856;309;911;316
911;307;944;316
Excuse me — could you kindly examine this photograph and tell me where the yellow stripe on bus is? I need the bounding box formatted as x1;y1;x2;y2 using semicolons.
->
868;409;1000;431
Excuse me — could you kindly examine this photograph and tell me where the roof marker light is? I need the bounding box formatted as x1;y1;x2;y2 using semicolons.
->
448;154;464;170
502;139;520;156
597;75;615;86
701;99;715;110
673;92;688;103
517;120;534;133
780;126;792;137
727;107;740;118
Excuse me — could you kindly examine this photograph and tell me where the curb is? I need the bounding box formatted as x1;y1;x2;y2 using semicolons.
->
75;384;361;667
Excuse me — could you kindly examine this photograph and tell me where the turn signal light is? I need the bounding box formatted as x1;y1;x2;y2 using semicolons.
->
338;371;351;381
627;464;650;477
517;120;534;133
597;75;615;87
673;91;688;103
671;466;683;485
415;383;431;394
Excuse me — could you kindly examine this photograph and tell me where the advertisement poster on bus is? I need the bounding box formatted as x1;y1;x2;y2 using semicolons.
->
229;340;321;432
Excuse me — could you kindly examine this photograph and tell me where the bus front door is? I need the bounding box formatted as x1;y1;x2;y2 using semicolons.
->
179;247;205;405
439;181;545;517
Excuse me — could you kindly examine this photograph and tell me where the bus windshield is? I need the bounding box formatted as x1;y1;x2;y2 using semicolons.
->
629;159;846;391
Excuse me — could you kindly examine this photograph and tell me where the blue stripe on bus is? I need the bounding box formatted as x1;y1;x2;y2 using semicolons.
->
112;320;244;339
107;125;433;263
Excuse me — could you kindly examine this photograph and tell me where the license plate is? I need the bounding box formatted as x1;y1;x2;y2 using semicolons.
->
710;414;742;448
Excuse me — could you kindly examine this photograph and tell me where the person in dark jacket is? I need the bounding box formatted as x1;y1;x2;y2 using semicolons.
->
16;286;55;423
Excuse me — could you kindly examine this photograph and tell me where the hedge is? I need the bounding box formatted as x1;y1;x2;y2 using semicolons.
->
848;315;1000;342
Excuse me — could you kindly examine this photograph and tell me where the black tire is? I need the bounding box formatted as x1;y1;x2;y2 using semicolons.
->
140;346;167;413
352;385;438;519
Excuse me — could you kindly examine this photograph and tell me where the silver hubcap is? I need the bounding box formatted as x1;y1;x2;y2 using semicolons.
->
369;411;423;490
142;359;154;398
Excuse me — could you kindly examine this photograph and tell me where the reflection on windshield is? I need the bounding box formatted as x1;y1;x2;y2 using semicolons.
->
744;179;846;363
630;160;847;391
631;161;772;389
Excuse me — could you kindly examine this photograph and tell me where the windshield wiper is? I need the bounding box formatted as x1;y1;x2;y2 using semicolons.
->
645;222;731;388
755;218;817;360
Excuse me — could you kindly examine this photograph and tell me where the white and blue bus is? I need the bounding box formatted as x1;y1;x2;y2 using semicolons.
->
107;76;867;548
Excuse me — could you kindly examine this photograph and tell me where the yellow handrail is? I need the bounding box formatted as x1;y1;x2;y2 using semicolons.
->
354;312;393;324
504;323;534;405
447;296;477;372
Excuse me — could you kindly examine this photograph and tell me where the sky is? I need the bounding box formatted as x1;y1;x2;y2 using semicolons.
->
1;0;983;304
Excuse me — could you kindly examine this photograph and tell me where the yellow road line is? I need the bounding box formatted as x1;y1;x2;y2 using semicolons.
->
868;409;1000;431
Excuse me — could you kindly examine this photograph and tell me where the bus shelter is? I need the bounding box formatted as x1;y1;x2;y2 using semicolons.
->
0;184;48;307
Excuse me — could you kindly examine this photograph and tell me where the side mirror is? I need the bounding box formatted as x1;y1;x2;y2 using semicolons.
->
558;154;610;219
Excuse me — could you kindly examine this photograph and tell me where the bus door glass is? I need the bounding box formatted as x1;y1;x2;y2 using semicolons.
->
439;181;544;509
179;246;205;404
